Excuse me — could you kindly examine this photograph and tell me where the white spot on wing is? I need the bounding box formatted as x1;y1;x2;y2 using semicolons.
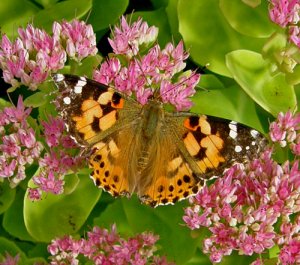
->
80;76;87;81
229;121;237;131
229;130;238;139
235;145;242;153
54;74;64;82
74;86;82;94
63;97;71;105
77;79;87;87
250;130;259;138
246;146;250;150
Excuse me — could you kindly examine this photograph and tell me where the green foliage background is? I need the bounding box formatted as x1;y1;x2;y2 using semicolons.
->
0;0;298;264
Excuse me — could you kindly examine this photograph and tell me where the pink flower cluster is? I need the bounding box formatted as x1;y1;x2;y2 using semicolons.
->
269;0;300;47
0;97;43;186
0;20;97;90
109;16;158;57
183;111;300;264
48;225;173;265
0;252;19;265
94;17;200;111
28;117;83;200
270;110;300;155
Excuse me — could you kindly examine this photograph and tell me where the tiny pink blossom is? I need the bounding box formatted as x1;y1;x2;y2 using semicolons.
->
0;252;20;265
60;20;97;61
269;0;300;27
270;111;300;154
290;25;300;47
27;187;42;201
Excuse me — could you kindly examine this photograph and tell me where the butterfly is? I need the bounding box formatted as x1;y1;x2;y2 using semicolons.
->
53;73;267;207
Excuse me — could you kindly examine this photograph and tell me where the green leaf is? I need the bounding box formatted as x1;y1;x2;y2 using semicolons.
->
34;0;59;8
24;174;101;242
95;196;199;265
219;0;275;38
72;54;103;77
3;188;34;241
33;0;92;32
88;0;129;32
0;0;40;38
166;0;183;43
0;237;26;259
24;92;47;108
0;181;16;215
226;50;297;116
192;75;270;132
150;0;169;9
0;98;11;110
178;0;266;76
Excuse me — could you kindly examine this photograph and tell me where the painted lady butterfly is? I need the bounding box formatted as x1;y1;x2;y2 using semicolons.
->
53;74;266;207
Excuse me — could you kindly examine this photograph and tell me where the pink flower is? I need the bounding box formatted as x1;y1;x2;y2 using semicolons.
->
34;170;64;195
29;117;83;198
269;0;300;27
59;20;97;61
0;19;97;89
48;225;173;265
0;96;43;184
0;252;19;265
183;148;300;262
270;111;300;154
27;187;42;201
108;16;158;57
279;239;300;264
290;25;300;47
94;17;200;111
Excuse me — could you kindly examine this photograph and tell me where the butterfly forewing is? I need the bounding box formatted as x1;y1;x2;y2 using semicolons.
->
53;74;140;146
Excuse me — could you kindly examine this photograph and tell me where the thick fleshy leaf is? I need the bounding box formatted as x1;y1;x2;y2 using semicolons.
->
219;0;275;38
72;54;103;77
3;188;34;241
0;237;26;259
0;237;47;264
0;181;15;215
226;50;297;115
94;196;200;264
178;0;266;76
33;0;92;32
0;1;40;38
24;174;101;242
165;0;182;42
192;74;270;132
24;92;47;108
87;0;129;32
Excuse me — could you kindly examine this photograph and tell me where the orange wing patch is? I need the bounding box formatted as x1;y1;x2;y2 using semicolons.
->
71;89;120;142
89;140;129;197
141;155;202;207
183;115;226;174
